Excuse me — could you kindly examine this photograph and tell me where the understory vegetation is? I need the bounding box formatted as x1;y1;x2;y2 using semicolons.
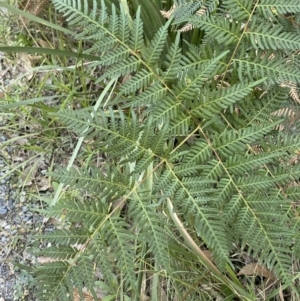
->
2;0;300;300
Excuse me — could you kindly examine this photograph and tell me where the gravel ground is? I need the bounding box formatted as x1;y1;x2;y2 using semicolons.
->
0;148;17;301
0;51;44;300
0;135;40;301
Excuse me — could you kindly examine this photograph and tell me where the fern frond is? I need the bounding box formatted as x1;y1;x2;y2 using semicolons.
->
234;204;293;283
96;57;140;82
222;0;252;21
162;32;182;82
233;52;300;84
103;217;137;289
43;197;108;226
143;17;173;67
121;82;167;108
214;123;281;158
129;6;144;51
173;0;203;19
224;152;285;176
119;69;153;95
50;166;130;201
33;246;78;260
241;87;289;127
88;232;117;285
90;45;129;65
128;192;172;270
175;51;229;100
247;18;300;50
33;0;300;298
35;228;90;245
180;139;213;165
175;15;240;45
257;0;300;18
177;189;229;270
190;80;264;119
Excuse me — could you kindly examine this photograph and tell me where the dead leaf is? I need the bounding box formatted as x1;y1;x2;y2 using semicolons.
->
73;288;94;301
202;249;213;262
15;137;29;145
37;177;51;192
237;263;277;281
48;217;63;227
20;157;47;186
17;53;34;80
37;38;52;48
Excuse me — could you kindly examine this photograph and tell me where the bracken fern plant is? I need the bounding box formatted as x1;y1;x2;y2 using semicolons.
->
25;0;300;300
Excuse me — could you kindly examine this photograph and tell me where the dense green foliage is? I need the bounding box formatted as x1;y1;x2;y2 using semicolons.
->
23;0;300;300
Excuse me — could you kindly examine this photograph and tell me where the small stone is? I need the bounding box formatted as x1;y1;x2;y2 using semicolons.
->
0;221;7;227
0;206;7;217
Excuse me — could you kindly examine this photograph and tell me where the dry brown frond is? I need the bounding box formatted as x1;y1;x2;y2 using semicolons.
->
160;3;208;32
160;5;175;20
271;107;296;118
180;23;194;32
280;82;300;104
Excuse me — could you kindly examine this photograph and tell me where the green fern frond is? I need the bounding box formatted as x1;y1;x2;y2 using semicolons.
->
235;206;293;283
117;5;130;43
88;232;117;286
176;15;240;45
36;228;90;245
33;262;69;300
180;192;229;270
172;0;203;19
44;197;108;226
222;0;252;21
33;246;78;260
190;80;264;119
224;152;285;176
129;6;144;51
128;192;172;270
171;0;219;21
92;45;129;66
50;166;130;201
257;0;300;18
286;185;300;201
31;0;300;299
162;32;182;82
233;52;300;84
180;139;213;165
236;175;283;192
96;57;140;82
121;82;167;108
143;17;173;67
247;18;300;50
199;159;223;181
104;217;137;289
175;51;228;100
119;69;153;95
215;123;281;158
241;87;289;126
